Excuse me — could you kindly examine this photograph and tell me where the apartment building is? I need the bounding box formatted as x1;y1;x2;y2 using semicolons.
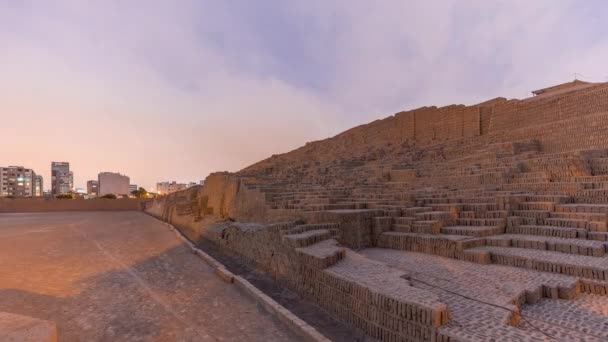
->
51;162;73;195
0;166;37;197
87;180;99;196
98;172;130;196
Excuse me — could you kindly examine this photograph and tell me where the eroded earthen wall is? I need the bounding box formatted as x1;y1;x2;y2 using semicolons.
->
0;198;147;213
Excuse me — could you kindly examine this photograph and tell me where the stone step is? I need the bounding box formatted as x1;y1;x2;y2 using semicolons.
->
519;202;555;211
460;196;496;203
441;225;505;237
550;211;607;222
283;223;340;235
325;251;450;335
411;220;441;234
395;217;415;225
377;232;486;259
282;229;333;248
589;232;608;241
300;203;357;211
512;210;551;219
486;234;607;257
555;204;608;214
403;207;434;216
456;218;506;228
295;239;346;269
524;195;572;203
391;224;412;233
461;203;500;211
415;211;454;224
471;246;608;281
508;224;587;239
543;218;589;229
459;210;508;219
428;204;462;212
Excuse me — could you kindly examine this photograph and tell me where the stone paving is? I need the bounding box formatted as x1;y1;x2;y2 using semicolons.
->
0;212;300;341
360;248;608;341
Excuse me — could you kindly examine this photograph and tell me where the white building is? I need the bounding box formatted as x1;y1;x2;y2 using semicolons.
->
156;181;187;195
98;172;130;196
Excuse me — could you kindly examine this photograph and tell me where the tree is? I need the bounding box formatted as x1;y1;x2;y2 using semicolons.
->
100;193;117;199
56;193;74;199
131;187;148;198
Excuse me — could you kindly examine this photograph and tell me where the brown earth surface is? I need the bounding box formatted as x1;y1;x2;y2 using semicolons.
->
0;211;301;342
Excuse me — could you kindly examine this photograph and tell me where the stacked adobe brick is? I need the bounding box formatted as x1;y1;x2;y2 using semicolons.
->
147;81;608;341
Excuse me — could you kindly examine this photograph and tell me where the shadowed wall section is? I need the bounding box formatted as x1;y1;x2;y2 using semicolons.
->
0;198;148;213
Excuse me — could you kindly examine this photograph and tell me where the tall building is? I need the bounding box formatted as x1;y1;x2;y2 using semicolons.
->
51;162;73;195
87;180;99;196
156;181;188;195
98;172;130;196
0;166;37;197
34;175;43;197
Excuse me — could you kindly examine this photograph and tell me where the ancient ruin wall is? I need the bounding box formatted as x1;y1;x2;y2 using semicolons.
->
204;222;450;341
144;172;301;241
0;198;147;213
487;84;608;135
241;82;608;177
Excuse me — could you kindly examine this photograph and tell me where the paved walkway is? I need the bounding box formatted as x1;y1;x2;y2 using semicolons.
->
0;211;300;341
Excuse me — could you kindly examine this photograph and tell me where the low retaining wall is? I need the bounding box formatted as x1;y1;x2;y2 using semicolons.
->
0;198;148;213
151;217;330;342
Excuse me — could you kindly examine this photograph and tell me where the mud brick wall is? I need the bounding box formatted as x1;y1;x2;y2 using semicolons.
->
388;169;418;182
0;197;147;213
206;222;449;342
490;111;608;153
303;209;385;249
297;266;445;342
488;84;608;137
377;232;485;259
518;157;592;179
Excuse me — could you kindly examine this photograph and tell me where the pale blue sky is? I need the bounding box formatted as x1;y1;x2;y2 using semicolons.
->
1;1;607;190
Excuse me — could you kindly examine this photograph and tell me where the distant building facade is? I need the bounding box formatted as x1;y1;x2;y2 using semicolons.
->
34;175;43;197
87;180;99;196
156;181;188;195
98;172;130;196
51;162;73;195
129;184;138;193
0;166;37;197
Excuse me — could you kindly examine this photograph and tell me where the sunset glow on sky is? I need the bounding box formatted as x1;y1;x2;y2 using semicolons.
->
1;1;607;190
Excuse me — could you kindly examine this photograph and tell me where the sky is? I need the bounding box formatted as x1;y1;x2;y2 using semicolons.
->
1;1;607;191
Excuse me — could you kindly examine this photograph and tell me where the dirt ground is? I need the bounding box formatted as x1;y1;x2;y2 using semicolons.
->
0;211;301;342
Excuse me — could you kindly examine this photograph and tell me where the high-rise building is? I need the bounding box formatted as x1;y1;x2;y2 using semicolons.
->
87;180;99;196
0;166;37;197
34;175;43;197
51;162;72;195
98;172;130;196
156;181;188;195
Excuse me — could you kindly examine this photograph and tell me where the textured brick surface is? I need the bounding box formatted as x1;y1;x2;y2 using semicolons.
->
145;81;608;341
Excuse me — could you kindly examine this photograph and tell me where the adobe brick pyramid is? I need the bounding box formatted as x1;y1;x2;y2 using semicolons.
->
148;80;608;341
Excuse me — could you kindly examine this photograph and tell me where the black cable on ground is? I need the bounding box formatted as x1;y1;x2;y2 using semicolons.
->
407;276;557;340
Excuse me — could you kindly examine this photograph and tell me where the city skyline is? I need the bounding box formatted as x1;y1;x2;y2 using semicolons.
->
2;1;608;192
0;161;201;194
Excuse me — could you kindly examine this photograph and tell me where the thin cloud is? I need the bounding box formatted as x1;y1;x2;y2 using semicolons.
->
1;1;607;189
